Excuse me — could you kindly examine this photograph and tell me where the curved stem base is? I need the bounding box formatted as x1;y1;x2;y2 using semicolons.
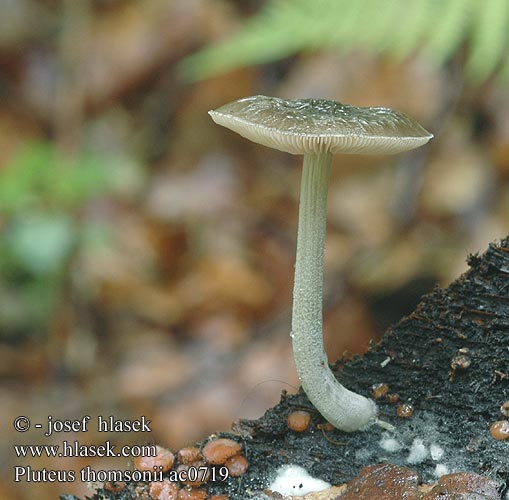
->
291;153;377;432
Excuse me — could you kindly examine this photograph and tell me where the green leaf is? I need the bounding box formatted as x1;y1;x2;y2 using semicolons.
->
7;213;75;275
179;0;509;85
0;141;54;212
423;0;473;64
387;0;434;61
180;0;307;81
466;0;509;82
0;141;112;212
356;0;403;54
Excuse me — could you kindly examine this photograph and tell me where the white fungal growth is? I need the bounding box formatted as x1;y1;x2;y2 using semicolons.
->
429;444;444;461
379;434;403;453
269;465;331;497
406;438;428;464
434;464;450;477
355;447;373;462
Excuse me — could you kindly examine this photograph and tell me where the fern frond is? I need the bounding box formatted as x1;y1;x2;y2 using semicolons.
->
356;0;402;54
423;0;473;63
179;0;311;81
326;0;367;52
387;0;434;61
179;0;509;85
466;0;509;82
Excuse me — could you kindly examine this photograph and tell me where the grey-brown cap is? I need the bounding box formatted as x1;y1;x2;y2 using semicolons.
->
209;95;433;155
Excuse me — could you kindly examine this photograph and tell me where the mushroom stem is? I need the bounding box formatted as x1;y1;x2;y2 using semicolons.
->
292;152;377;432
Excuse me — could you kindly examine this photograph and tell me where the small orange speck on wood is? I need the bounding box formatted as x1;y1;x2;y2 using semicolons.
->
489;420;509;440
371;383;389;399
287;410;312;432
177;447;202;465
149;479;179;500
134;445;175;472
396;403;414;419
225;454;249;477
103;481;126;493
202;438;241;465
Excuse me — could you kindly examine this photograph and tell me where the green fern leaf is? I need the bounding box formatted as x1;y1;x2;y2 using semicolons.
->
356;0;403;54
179;0;311;81
327;0;368;52
423;0;473;63
179;0;509;85
387;0;434;61
466;0;509;82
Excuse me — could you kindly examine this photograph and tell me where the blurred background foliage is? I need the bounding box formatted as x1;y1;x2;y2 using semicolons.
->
181;0;509;83
0;142;115;340
0;1;508;499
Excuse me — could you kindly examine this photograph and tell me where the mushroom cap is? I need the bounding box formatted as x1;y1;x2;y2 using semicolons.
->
209;95;433;155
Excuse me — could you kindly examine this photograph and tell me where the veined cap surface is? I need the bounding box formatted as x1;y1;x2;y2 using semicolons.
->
209;95;433;155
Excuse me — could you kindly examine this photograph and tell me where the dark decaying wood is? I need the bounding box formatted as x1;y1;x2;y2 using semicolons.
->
62;238;509;499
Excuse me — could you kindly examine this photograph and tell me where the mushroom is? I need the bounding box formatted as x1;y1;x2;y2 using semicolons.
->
209;95;432;432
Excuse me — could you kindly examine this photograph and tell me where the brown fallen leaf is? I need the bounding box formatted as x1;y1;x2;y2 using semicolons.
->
339;463;421;500
422;472;500;500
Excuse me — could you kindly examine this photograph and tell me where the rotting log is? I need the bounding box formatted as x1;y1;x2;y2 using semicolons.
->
61;237;509;500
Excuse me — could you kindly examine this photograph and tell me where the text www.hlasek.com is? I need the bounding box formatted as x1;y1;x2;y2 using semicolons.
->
14;440;156;458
